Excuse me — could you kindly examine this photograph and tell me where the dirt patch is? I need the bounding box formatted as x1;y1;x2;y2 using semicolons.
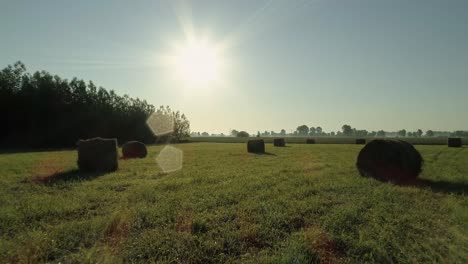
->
237;212;265;249
104;212;132;250
175;208;193;233
304;226;345;264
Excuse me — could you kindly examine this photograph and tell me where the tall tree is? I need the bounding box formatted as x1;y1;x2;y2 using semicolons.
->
377;130;386;137
296;125;309;136
342;125;353;136
0;61;191;148
416;129;423;137
397;129;407;137
425;130;434;137
316;126;323;136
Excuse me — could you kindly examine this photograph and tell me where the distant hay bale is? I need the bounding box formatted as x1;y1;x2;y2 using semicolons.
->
448;138;462;148
247;139;265;153
306;138;315;144
356;139;423;184
77;137;118;172
122;141;147;159
273;138;285;147
356;138;366;145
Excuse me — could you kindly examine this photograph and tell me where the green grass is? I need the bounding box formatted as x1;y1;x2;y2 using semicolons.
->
0;143;467;263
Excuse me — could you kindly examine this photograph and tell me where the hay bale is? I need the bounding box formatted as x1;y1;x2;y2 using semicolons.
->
356;138;366;145
247;139;265;153
448;138;462;148
77;137;118;172
122;141;147;158
356;139;423;183
273;138;285;147
306;138;315;144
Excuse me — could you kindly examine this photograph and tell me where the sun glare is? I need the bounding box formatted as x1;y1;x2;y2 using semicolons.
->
170;39;222;86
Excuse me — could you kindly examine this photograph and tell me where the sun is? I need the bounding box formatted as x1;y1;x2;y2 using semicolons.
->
170;39;222;86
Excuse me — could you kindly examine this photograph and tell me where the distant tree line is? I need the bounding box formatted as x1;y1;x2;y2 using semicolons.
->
192;124;467;138
0;62;190;148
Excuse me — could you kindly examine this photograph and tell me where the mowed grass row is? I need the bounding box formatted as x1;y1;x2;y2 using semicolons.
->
189;136;467;145
0;143;467;263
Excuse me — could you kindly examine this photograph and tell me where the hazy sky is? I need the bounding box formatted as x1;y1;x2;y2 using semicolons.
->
1;0;467;134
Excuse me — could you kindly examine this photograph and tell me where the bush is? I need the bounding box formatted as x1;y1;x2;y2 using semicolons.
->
237;131;249;138
306;139;315;144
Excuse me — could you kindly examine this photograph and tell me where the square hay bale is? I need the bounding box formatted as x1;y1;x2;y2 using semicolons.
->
247;139;265;153
273;138;286;147
77;137;118;172
306;138;316;144
448;137;462;148
356;138;366;145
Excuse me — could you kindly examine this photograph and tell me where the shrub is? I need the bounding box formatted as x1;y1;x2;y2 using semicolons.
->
237;131;250;138
306;139;315;144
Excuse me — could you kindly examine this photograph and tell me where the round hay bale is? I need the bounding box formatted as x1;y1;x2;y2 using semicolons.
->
448;138;462;148
247;139;265;153
306;138;315;144
356;138;366;145
77;137;118;172
122;141;147;158
356;139;423;183
273;138;285;147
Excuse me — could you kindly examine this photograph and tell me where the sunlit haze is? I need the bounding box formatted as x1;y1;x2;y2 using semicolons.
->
1;0;467;134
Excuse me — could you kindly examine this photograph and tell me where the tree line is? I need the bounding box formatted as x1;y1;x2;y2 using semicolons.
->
0;62;190;148
191;125;467;138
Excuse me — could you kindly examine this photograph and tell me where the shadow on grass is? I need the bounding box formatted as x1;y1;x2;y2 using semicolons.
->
251;152;277;156
417;179;468;195
32;169;106;185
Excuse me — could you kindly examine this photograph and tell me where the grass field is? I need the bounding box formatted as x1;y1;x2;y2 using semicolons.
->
0;143;467;263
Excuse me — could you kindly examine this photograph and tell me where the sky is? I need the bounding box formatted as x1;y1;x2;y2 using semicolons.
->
1;0;467;134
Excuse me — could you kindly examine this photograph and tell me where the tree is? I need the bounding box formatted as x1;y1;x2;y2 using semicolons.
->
355;130;368;137
237;131;249;137
426;130;434;137
377;130;386;137
416;129;423;137
155;105;190;142
1;61;160;148
280;129;286;136
231;129;239;137
342;125;353;136
201;132;209;136
309;127;316;136
296;125;309;136
316;126;323;136
397;129;407;137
